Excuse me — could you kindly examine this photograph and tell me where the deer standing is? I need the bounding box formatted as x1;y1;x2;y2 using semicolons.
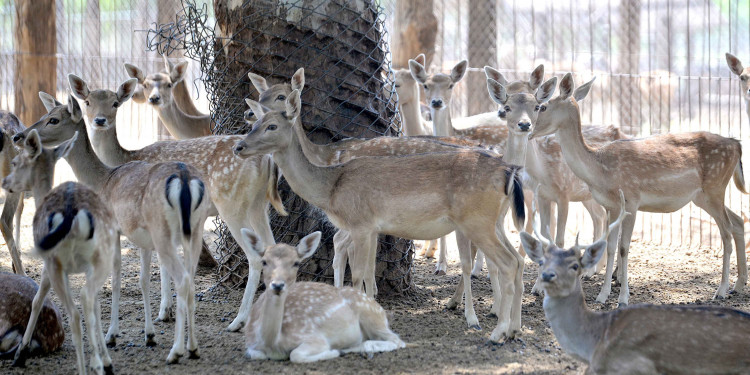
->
3;130;119;374
59;74;285;332
0;110;26;275
522;191;750;375
14;95;212;364
241;229;405;362
529;73;747;305
235;89;526;342
0;272;64;359
725;52;750;254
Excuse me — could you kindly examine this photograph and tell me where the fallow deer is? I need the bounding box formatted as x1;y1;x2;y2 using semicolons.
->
393;53;433;137
529;73;747;305
4;130;119;374
0;110;26;275
522;191;750;375
0;272;64;359
56;74;286;332
235;89;526;342
241;229;405;362
14;95;212;364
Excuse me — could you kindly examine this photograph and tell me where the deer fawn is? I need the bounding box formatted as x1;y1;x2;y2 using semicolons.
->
14;94;211;364
0;110;26;275
529;73;747;305
60;73;285;332
241;229;405;362
4;130;119;375
235;89;526;342
522;191;750;375
0;272;64;359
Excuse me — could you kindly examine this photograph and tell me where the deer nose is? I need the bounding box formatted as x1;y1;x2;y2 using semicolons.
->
94;117;106;126
2;177;10;191
270;282;285;293
497;109;506;118
541;272;556;282
149;96;161;104
430;99;443;108
12;133;24;144
518;121;531;132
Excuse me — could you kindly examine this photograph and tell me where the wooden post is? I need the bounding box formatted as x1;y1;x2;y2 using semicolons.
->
391;0;438;69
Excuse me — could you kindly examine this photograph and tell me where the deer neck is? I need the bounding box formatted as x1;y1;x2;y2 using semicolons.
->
543;280;608;363
64;122;113;191
172;80;204;117
503;132;530;166
259;292;286;348
399;90;425;136
292;117;335;166
31;171;54;210
552;104;602;186
156;100;211;139
431;107;454;136
87;121;135;167
273;127;341;209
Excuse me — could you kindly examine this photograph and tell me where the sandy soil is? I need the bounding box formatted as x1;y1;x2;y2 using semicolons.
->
1;196;749;375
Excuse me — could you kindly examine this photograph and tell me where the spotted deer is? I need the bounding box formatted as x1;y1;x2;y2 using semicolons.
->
125;56;211;139
241;229;405;362
522;191;750;375
57;73;286;332
14;95;212;364
235;89;526;342
3;130;119;374
0;272;64;359
0;110;26;275
529;73;747;305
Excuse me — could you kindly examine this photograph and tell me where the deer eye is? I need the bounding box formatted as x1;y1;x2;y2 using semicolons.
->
534;105;540;112
276;95;286;101
10;161;16;167
293;261;300;267
571;264;579;271
449;83;454;89
394;84;401;88
48;118;60;125
261;260;267;266
113;102;120;108
504;105;511;112
167;83;173;89
266;124;277;131
84;100;90;106
742;76;748;81
539;105;547;112
423;84;429;90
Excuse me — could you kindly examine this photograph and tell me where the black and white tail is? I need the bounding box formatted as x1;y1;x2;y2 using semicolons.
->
38;184;94;251
165;163;205;241
504;165;526;232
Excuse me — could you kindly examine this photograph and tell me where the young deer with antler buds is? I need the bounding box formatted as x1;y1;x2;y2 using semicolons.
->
529;73;747;306
235;89;526;342
241;229;404;362
522;191;750;375
13;95;212;364
3;130;119;374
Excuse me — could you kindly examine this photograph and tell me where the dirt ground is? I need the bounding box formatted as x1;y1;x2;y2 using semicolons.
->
1;197;749;375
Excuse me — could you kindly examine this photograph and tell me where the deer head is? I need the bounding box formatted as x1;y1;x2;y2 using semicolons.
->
527;73;596;140
68;74;137;130
726;53;750;101
394;54;425;106
124;58;188;108
13;93;84;147
486;71;557;135
2;129;76;194
241;228;321;296
246;68;305;120
409;59;467;111
234;89;302;158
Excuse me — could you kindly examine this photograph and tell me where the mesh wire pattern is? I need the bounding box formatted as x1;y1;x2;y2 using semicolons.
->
147;0;415;295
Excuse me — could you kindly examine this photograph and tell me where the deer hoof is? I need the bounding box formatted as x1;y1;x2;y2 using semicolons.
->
434;270;446;276
106;336;116;348
469;324;482;331
156;307;174;322
12;346;28;368
103;364;115;375
486;312;497;319
188;349;200;359
146;333;157;347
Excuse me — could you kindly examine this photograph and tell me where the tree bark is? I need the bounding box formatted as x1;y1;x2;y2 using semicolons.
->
391;0;437;69
14;0;56;126
467;0;496;115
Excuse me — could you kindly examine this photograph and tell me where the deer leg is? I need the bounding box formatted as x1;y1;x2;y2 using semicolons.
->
0;192;24;275
81;275;108;375
554;200;569;247
596;209;622;304
453;230;480;330
332;230;350;288
13;266;51;368
726;209;747;292
434;235;448;275
348;231;377;297
155;256;173;322
139;248;157;346
224;216;264;332
523;188;535;234
185;229;203;359
289;340;340;363
616;210;637;307
531;199;554;295
693;194;735;299
582;200;607;277
156;240;189;365
50;269;86;375
471;248;485;277
105;238;121;347
421;239;438;258
495;218;524;337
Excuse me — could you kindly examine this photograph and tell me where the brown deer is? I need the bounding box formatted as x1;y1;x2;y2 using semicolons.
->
55;74;285;332
4;130;119;374
521;191;750;375
241;229;405;362
0;110;26;275
529;73;747;306
235;89;526;342
13;96;212;364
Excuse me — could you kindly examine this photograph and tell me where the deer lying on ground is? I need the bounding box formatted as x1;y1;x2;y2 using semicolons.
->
522;191;750;375
241;229;405;362
3;130;119;374
0;110;26;275
529;73;747;305
51;74;285;333
0;272;64;359
14;96;211;364
235;89;526;342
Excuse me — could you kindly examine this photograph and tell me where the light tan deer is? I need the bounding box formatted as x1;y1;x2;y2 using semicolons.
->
522;191;750;375
529;73;747;306
125;56;211;139
241;229;405;362
0;272;64;359
4;130;119;374
393;54;433;137
14;96;212;364
235;89;527;342
60;73;286;332
0;110;26;275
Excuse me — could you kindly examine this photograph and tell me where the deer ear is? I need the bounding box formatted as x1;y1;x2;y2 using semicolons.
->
117;78;138;103
248;72;270;94
581;240;607;270
296;231;321;260
54;131;78;160
529;64;545;90
451;60;468;83
536;77;558;103
414;53;426;66
285;89;301;120
520;232;545;264
24;129;43;160
163;54;175;72
726;53;745;76
574;77;596;102
39;92;61;112
291;68;305;92
409;59;428;84
486;78;508;105
484;66;507;86
67;95;83;122
245;98;266;119
123;63;145;83
240;228;265;258
68;74;90;100
558;73;575;100
169;61;188;84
